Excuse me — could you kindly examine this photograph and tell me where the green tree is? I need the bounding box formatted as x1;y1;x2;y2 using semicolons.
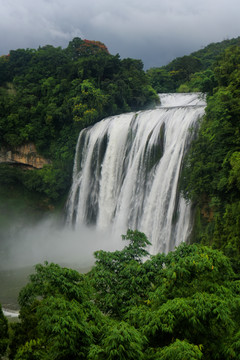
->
9;263;94;359
8;235;240;360
65;37;109;60
126;243;240;360
91;230;152;317
0;304;8;357
72;80;108;125
89;321;146;360
36;296;93;360
180;45;240;266
146;340;203;360
147;67;175;93
178;69;217;93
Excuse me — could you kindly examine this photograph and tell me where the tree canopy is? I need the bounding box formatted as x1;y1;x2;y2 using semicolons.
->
0;37;158;206
180;45;240;268
147;36;240;93
3;231;240;360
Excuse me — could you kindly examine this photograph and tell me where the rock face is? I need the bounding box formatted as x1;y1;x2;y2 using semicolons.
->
0;143;51;169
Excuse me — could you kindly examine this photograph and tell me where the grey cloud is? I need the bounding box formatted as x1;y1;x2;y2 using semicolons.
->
0;0;239;68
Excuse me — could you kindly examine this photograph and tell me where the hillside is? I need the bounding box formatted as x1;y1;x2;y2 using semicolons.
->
147;36;240;93
180;43;240;269
0;38;158;209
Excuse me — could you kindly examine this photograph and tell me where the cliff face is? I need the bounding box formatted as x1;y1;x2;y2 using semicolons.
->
0;143;51;169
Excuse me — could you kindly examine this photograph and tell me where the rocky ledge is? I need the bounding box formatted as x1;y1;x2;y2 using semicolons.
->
0;143;51;169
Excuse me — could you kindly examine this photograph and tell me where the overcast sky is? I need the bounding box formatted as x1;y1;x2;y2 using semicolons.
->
0;0;240;69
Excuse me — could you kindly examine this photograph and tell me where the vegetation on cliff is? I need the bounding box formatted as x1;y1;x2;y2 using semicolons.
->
180;44;240;269
147;36;240;93
0;37;158;206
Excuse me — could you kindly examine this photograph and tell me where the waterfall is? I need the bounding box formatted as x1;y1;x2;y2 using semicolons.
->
66;93;206;254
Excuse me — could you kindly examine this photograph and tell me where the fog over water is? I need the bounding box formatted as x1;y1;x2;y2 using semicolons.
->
0;216;123;271
1;215;124;310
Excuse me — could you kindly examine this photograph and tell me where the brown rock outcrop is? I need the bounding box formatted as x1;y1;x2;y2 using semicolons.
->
0;143;51;169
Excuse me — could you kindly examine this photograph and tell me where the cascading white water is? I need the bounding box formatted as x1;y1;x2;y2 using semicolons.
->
66;93;206;254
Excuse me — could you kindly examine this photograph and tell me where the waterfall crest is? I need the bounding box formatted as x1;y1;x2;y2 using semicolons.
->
66;93;206;253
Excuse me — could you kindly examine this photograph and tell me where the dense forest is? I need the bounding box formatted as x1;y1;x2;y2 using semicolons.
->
1;36;240;359
0;37;158;207
147;36;240;93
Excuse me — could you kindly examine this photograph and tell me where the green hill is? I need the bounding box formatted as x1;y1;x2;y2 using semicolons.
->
147;36;240;93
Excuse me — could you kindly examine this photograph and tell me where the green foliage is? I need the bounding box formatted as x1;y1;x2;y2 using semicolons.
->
229;151;240;190
9;262;99;359
21;164;71;201
66;37;109;59
147;68;175;93
36;296;93;359
214;45;240;87
126;242;240;360
18;262;89;307
90;230;152;317
147;339;203;360
180;45;240;267
72;79;108;125
89;321;146;360
9;233;240;360
166;55;203;85
121;229;151;261
14;338;44;360
212;201;240;269
0;37;158;206
178;69;217;93
0;304;9;356
148;36;240;93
